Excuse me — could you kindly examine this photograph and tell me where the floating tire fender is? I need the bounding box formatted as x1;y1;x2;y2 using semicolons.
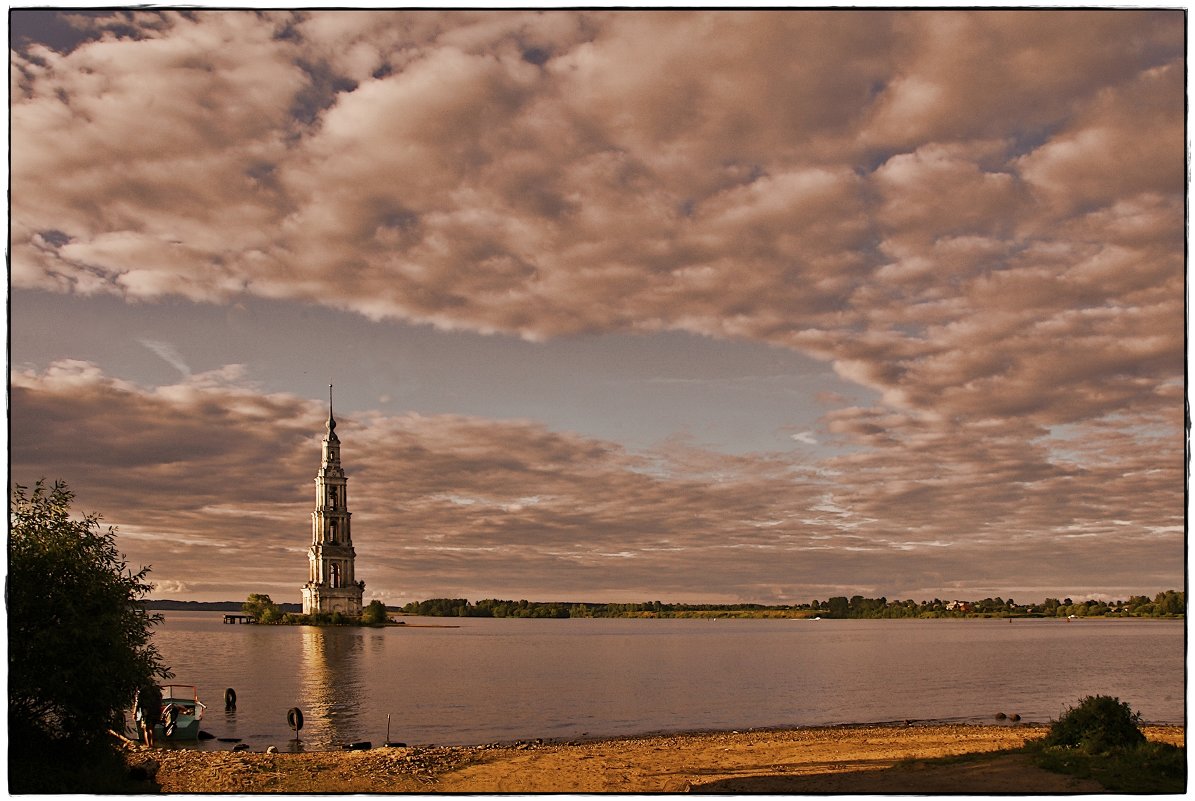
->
225;688;237;710
163;704;180;735
287;706;304;732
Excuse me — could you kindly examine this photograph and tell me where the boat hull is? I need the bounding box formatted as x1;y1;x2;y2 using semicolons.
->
154;716;201;741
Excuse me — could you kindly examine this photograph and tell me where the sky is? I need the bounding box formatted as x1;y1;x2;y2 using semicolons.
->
8;8;1187;606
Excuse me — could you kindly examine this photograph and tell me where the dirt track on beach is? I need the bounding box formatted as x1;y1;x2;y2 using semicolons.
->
130;723;1183;793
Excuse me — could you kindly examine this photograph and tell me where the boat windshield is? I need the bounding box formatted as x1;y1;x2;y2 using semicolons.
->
159;685;198;701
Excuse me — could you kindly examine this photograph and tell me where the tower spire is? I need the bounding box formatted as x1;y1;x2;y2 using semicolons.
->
327;383;337;434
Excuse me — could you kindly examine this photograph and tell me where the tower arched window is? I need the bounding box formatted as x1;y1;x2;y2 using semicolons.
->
330;563;341;588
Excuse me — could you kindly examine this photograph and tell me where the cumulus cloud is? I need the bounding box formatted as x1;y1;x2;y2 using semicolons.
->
11;10;1182;427
10;362;1183;603
9;10;1185;602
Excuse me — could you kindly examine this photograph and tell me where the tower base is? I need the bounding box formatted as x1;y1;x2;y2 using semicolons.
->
302;582;364;617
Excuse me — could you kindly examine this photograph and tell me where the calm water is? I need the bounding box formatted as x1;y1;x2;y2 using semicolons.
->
146;613;1184;751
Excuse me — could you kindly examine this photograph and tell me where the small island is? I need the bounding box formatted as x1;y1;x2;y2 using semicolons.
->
240;593;395;627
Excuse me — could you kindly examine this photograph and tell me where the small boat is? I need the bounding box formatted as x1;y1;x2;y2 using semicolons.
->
135;684;207;742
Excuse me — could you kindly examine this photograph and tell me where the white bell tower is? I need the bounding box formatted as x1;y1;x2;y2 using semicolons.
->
301;385;364;617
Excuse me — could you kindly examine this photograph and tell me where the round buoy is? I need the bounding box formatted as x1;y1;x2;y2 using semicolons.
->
287;706;304;733
225;688;237;710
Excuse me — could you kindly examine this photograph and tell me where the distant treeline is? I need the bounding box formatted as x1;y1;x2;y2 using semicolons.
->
401;591;1185;620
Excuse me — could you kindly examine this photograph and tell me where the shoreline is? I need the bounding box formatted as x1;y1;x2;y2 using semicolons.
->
128;722;1184;793
161;714;1188;754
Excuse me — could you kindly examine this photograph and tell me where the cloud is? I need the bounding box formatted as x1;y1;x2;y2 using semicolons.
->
10;362;1183;604
138;338;192;376
8;10;1185;602
10;11;1183;436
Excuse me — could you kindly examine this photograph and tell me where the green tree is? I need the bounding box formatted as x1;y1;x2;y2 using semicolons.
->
242;593;282;623
825;596;850;618
1153;590;1184;616
361;599;389;625
1126;595;1151;613
9;480;171;789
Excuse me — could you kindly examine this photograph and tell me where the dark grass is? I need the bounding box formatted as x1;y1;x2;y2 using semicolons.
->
1026;740;1186;794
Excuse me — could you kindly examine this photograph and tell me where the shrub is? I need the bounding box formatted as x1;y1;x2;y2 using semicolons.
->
361;599;389;625
243;593;282;623
1044;695;1146;754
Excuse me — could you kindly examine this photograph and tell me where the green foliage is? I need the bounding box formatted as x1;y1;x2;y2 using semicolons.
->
1029;695;1184;792
393;593;1111;622
242;593;282;623
1152;589;1185;616
1030;738;1185;793
361;599;389;625
403;597;472;616
8;480;171;749
397;593;1186;620
9;480;172;791
1044;695;1146;754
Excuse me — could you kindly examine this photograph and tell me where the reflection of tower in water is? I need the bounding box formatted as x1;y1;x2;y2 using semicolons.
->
297;626;367;749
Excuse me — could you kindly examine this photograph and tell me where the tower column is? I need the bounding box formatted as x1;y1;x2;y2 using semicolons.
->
302;386;365;617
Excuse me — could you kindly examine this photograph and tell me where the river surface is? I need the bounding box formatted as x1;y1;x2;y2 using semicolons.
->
146;613;1184;751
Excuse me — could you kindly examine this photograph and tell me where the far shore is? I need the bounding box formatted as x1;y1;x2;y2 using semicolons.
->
127;722;1184;793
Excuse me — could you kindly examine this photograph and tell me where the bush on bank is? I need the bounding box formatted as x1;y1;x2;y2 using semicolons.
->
1028;695;1185;793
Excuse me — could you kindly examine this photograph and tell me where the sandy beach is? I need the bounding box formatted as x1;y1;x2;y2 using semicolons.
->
128;723;1183;793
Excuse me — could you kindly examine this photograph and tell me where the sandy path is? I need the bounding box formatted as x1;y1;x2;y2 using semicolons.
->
136;724;1183;793
436;725;1070;792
